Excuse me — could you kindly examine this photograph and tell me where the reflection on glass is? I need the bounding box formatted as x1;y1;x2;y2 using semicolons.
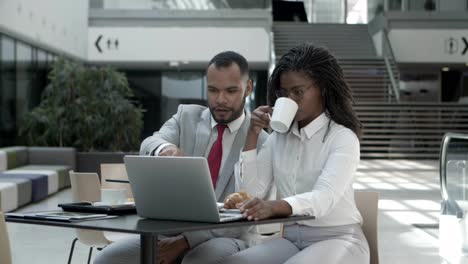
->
346;0;367;24
37;49;47;68
1;35;17;146
409;0;436;11
309;0;345;23
387;0;403;11
124;70;162;140
161;71;205;122
1;35;15;64
446;138;468;210
0;35;56;147
16;42;32;128
16;42;32;64
122;69;267;141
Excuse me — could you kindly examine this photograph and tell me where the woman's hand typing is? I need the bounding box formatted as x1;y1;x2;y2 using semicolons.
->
238;198;293;221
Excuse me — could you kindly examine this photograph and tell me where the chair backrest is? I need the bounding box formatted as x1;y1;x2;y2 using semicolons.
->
100;163;133;198
68;171;110;247
355;191;379;264
69;171;101;203
0;212;12;264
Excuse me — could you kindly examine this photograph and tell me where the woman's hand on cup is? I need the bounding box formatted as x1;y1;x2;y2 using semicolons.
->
223;191;251;209
249;106;273;135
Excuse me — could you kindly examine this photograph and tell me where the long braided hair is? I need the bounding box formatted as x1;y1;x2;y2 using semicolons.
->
267;43;362;138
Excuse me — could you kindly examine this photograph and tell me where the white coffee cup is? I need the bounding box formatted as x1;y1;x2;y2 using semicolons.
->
269;97;298;133
100;188;127;205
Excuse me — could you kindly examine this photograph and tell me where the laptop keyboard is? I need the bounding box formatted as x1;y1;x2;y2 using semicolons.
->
220;214;234;219
219;212;243;218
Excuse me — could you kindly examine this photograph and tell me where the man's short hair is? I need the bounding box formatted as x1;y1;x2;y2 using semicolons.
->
208;51;249;77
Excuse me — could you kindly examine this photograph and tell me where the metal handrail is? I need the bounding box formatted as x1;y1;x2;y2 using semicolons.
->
383;57;400;102
440;132;467;217
382;28;396;59
382;29;400;102
268;31;276;77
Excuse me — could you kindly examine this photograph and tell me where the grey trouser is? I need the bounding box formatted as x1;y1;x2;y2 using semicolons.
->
93;236;246;264
222;224;370;264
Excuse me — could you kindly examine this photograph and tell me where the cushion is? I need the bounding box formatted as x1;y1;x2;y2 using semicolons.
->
28;147;76;171
0;151;6;172
0;173;48;202
0;178;32;207
0;147;28;170
14;165;71;190
6;169;59;195
0;182;18;212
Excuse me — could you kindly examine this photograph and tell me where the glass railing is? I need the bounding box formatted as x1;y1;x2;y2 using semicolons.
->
90;0;271;10
382;28;400;102
439;132;468;258
440;133;468;215
382;0;467;12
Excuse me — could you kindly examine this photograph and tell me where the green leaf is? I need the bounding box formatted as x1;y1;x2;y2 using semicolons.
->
18;57;144;152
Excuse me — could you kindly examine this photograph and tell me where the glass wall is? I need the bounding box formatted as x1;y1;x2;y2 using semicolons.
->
0;35;17;147
0;33;57;147
373;0;468;13
0;33;268;146
301;0;367;24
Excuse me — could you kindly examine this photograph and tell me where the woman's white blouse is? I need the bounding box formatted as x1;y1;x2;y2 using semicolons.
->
236;113;363;227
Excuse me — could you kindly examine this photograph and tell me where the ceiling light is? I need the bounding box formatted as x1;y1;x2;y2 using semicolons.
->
442;67;450;72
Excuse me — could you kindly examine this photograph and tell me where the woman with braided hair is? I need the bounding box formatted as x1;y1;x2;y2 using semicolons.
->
223;43;369;264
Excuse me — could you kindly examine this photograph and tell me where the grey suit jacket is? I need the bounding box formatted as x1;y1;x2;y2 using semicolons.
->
140;104;268;248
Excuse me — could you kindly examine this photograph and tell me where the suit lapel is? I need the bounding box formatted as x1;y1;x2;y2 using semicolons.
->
193;109;212;157
214;111;250;200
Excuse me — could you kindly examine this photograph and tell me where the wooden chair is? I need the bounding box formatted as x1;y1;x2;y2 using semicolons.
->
68;168;136;263
0;211;12;264
355;191;380;264
275;191;379;263
68;171;111;264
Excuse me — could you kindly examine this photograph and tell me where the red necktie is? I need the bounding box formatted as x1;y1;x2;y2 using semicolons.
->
207;124;227;187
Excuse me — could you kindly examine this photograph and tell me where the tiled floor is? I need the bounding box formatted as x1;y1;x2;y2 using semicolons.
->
5;160;468;263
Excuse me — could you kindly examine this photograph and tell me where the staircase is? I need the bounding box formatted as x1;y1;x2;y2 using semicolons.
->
272;22;463;159
356;103;468;159
341;59;397;102
273;23;376;59
272;22;468;159
273;22;398;102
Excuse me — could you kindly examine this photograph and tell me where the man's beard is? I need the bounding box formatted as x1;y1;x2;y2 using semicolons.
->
210;98;246;124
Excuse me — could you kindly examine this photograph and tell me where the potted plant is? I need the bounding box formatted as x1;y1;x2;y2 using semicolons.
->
19;58;144;172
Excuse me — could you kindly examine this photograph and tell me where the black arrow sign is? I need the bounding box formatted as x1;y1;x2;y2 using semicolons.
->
462;37;468;55
95;35;103;53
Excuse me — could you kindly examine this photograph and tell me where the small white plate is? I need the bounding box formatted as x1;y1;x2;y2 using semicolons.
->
92;201;134;207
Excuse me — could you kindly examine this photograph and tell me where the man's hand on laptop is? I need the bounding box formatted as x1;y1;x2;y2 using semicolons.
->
159;145;184;156
223;191;251;209
158;235;189;264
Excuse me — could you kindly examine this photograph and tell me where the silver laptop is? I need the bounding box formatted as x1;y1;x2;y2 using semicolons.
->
124;155;244;223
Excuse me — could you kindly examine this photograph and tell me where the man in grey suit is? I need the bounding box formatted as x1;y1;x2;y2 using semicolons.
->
94;51;268;264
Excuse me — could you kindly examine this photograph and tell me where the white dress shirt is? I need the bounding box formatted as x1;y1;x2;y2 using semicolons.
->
237;113;363;227
156;112;245;173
